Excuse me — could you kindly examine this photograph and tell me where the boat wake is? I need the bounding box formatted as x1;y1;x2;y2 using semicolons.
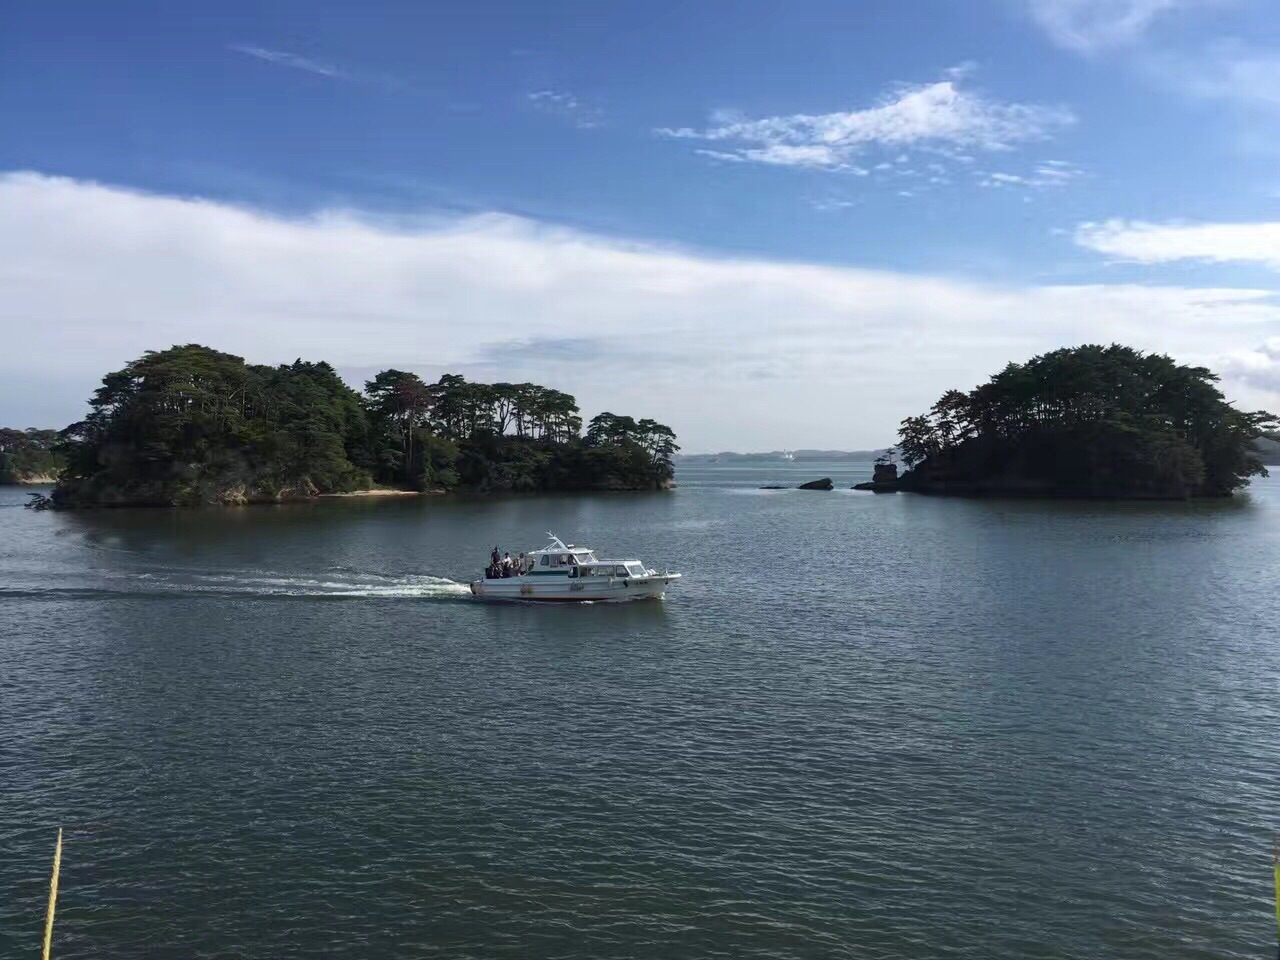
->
0;568;473;601
185;571;474;599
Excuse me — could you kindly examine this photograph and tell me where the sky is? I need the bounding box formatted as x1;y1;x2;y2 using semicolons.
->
5;1;1280;451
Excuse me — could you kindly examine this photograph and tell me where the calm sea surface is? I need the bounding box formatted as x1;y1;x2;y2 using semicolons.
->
3;460;1279;959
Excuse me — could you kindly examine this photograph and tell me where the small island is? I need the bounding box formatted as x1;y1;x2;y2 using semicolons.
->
38;344;678;507
0;428;63;484
857;344;1276;499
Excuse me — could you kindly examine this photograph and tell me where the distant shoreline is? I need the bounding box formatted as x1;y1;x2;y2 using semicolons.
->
677;450;885;463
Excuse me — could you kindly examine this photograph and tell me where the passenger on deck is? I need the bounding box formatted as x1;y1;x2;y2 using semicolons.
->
501;553;513;578
517;552;527;575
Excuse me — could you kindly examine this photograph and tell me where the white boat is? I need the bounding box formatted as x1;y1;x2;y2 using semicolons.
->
470;533;682;603
781;450;795;461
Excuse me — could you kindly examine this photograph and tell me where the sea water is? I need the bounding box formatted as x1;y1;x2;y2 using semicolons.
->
2;461;1279;959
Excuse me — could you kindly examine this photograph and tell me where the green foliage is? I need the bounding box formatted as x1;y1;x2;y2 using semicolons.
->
0;428;63;482
363;369;432;488
361;375;673;493
57;345;372;505
53;345;678;505
583;413;679;486
895;344;1276;498
413;430;459;491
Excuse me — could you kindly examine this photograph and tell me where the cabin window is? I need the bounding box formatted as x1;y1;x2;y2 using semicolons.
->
539;555;549;567
615;565;629;577
626;563;646;577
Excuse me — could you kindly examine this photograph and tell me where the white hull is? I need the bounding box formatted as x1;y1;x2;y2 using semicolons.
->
470;572;681;603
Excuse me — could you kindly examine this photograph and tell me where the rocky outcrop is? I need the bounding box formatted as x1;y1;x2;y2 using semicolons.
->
854;462;901;492
758;478;835;490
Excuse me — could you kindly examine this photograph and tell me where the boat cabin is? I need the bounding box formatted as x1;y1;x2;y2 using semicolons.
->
568;561;649;579
512;534;649;580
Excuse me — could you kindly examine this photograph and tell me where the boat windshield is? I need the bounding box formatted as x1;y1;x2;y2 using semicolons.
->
577;562;648;578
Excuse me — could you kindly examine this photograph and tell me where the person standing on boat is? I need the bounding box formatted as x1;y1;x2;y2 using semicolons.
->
517;552;527;575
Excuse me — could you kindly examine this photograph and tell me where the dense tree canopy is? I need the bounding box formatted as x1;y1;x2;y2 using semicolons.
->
0;428;62;482
53;344;677;506
56;345;372;504
893;344;1276;498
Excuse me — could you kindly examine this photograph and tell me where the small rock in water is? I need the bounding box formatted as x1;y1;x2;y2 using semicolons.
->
798;478;834;490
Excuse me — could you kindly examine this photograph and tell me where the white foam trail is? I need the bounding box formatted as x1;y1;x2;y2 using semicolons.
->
142;570;473;599
209;573;472;598
325;581;473;598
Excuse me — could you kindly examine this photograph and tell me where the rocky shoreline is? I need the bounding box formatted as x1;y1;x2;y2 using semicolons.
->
316;488;435;498
849;460;1232;500
1;474;57;485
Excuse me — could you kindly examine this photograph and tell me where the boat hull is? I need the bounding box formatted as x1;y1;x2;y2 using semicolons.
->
469;573;680;603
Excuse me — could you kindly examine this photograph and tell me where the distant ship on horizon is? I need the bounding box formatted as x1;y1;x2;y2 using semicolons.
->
781;450;795;461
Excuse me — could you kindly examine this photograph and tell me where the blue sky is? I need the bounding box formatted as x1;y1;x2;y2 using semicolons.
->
5;0;1280;449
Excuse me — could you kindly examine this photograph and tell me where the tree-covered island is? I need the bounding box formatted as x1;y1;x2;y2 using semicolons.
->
48;344;677;507
875;344;1276;499
0;428;64;483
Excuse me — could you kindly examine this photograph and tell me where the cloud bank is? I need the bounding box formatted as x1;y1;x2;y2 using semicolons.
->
2;171;1279;449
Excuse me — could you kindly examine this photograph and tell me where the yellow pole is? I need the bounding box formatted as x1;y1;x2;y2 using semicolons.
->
41;828;62;960
1274;835;1280;942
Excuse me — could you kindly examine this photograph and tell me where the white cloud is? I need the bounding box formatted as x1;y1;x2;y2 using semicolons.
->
1076;218;1280;269
1024;0;1199;52
527;90;603;128
229;43;345;79
2;171;1280;449
741;144;845;168
657;72;1074;172
978;159;1086;188
1218;339;1280;390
